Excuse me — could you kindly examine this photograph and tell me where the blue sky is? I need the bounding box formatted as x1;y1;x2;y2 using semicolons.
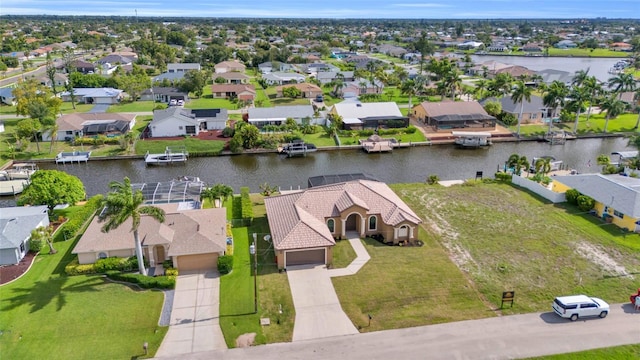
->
2;0;639;19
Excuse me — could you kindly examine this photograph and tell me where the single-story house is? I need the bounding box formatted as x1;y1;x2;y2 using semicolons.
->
44;113;136;141
262;72;306;86
457;41;484;50
247;105;319;128
275;83;323;98
316;71;355;85
72;60;96;74
412;100;496;132
140;87;189;103
264;179;421;269
330;100;406;130
258;61;295;74
60;88;124;104
0;205;49;266
481;95;548;124
148;107;228;137
620;92;639;107
0;87;16;105
343;78;383;96
213;72;250;84
72;204;227;271
38;73;69;88
211;84;256;102
552;173;640;232
153;72;186;83
521;43;544;52
301;63;339;75
167;63;201;73
555;40;577;49
494;65;536;79
96;54;135;66
536;69;574;86
214;60;246;74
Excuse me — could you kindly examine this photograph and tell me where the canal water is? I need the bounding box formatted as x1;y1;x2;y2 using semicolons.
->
15;137;633;200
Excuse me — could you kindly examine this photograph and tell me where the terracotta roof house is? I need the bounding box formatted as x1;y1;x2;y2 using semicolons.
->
247;105;319;127
552;173;640;232
214;60;246;74
45;113;136;141
275;83;323;98
0;205;49;266
521;43;544;52
213;71;250;84
211;84;256;102
73;205;228;271
148;107;228;137
60;87;124;104
330;100;406;130
494;65;536;79
481;95;549;124
264;180;421;269
412;100;496;132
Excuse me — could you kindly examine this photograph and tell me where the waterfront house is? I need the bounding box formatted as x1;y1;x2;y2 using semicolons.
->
45;113;136;141
60;87;124;104
536;69;574;86
148;107;228;137
413;100;496;132
330;100;406;130
0;205;49;266
552;173;640;232
481;95;548;124
264;179;421;269
247;105;318;128
73;204;227;271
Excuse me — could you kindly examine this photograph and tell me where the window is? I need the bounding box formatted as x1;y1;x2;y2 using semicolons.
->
327;219;335;233
19;241;25;253
613;210;624;218
66;131;73;135
98;252;107;259
368;216;377;231
185;126;196;134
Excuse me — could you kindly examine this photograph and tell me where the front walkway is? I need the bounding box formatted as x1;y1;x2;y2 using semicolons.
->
287;233;371;342
155;269;227;357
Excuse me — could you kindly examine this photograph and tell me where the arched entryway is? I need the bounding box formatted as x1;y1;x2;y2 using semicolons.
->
345;213;360;232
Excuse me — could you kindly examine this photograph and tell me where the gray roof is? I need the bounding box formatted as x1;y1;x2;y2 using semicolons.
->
60;88;123;98
248;105;314;121
0;205;49;250
153;72;186;82
553;173;640;217
483;95;546;114
536;69;574;84
0;87;15;99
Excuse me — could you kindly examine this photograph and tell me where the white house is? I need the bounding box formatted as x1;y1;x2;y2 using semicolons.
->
0;205;49;266
247;105;320;128
262;72;306;86
148;108;228;138
60;88;124;104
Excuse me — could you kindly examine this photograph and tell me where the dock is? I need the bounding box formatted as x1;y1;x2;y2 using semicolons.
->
451;131;492;148
145;146;188;165
0;179;29;196
360;135;397;153
278;140;317;157
56;151;92;164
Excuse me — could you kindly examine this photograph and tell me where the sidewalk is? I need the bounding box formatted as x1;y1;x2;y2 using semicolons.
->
328;234;371;277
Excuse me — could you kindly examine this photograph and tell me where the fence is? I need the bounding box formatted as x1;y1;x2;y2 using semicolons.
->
511;175;566;203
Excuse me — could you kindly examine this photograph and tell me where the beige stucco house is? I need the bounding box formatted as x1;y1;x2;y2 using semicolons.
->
264;180;422;269
73;204;227;271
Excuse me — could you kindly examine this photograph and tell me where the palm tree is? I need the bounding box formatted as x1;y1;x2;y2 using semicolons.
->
600;95;626;133
568;86;589;134
534;157;552;175
608;73;636;99
399;79;417;112
444;68;462;101
31;225;56;254
583;76;602;125
330;72;345;98
507;154;529;176
511;80;532;138
542;80;569;134
100;177;165;276
201;184;234;208
47;122;59;154
572;68;590;88
633;88;640;129
474;78;488;101
488;72;513;98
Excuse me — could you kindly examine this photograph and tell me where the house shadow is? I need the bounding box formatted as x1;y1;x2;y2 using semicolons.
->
620;303;640;314
2;275;101;313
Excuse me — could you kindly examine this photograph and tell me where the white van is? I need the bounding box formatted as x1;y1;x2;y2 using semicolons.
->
552;295;609;321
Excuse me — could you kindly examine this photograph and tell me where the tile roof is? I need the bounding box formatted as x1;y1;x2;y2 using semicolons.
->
73;207;227;256
248;105;314;121
417;100;489;117
56;113;136;132
211;84;256;94
264;180;421;251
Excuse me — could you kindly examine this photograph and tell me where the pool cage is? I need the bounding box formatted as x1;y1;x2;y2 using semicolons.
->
131;179;205;205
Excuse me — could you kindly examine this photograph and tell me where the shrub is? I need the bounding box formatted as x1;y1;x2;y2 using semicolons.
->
65;259;98;275
426;174;440;185
29;238;45;252
105;271;176;289
94;257;133;273
217;255;233;274
240;187;253;222
165;268;179;277
162;260;173;269
405;125;417;134
58;195;103;240
565;189;580;205
499;112;517;126
577;195;596;212
222;126;235;138
494;172;512;182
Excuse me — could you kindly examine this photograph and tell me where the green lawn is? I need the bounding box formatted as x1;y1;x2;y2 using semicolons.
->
219;195;295;347
368;53;407;64
0;205;167;359
331;239;357;268
271;98;312;106
337;129;426;146
526;344;640;359
393;183;639;311
107;101;156;113
0;102;93;115
511;112;640;137
186;86;239;109
300;131;338;147
546;48;630;58
135;138;226;156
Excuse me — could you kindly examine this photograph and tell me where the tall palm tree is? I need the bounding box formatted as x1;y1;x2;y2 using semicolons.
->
511;80;532;138
201;184;234;208
474;78;488;101
608;73;636;99
542;80;569;134
100;177;165;276
399;79;417;112
488;72;513;98
633;88;640;129
600;95;626;133
568;86;589;134
444;68;462;101
583;76;602;125
572;68;590;88
47;122;59;154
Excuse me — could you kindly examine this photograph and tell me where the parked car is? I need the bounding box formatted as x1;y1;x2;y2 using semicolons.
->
552;295;609;321
169;99;177;106
177;99;185;106
314;95;324;102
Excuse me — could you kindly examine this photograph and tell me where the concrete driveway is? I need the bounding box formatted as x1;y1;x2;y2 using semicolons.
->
287;265;359;341
155;269;227;357
88;104;109;113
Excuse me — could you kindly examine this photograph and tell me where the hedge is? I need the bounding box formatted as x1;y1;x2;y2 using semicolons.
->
105;271;176;289
217;255;233;274
59;194;104;240
240;187;253;222
65;258;98;275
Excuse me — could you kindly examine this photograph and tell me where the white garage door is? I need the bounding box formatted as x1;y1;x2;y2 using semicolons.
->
285;249;325;267
177;253;218;271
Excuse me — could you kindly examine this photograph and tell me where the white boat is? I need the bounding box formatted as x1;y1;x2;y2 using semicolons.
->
145;149;188;164
5;163;38;179
452;131;492;148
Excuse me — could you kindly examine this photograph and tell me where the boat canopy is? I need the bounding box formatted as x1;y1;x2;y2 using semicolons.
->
611;151;638;159
451;131;492;138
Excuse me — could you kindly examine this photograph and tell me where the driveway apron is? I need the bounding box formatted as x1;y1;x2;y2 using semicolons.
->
287;265;359;342
155;269;227;357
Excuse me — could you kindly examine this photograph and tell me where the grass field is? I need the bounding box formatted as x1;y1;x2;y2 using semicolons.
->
0;205;167;359
134;138;226;155
511;112;640;137
527;344;640;359
107;101;156;113
337;129;426;146
300;131;338;147
331;239;357;268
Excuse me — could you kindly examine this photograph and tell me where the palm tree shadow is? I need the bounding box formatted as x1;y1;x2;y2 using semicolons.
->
2;276;103;313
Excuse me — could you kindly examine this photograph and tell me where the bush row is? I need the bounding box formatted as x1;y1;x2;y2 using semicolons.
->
105;271;176;289
217;255;233;274
59;195;104;240
65;256;143;275
240;187;253;222
566;189;596;212
494;172;513;182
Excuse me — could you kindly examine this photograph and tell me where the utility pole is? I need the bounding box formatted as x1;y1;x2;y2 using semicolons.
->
250;233;258;314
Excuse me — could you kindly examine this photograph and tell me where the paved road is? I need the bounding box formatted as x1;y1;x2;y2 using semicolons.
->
170;303;639;360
